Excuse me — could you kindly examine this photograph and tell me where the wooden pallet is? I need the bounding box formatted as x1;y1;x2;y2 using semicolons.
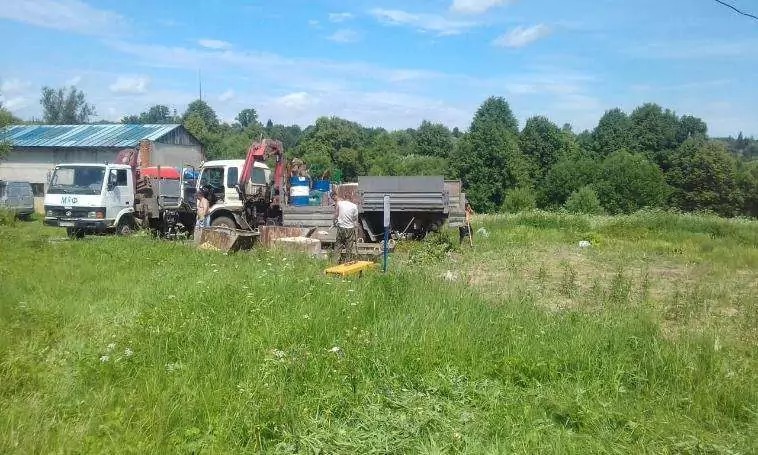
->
324;261;376;277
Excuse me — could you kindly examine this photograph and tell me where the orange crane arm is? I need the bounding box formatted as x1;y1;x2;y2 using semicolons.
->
239;138;285;194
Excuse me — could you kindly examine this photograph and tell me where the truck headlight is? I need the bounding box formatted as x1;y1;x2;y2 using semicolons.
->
88;211;96;218
46;210;53;216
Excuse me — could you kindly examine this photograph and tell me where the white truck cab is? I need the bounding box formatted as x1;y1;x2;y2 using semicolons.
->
44;163;135;237
198;159;271;228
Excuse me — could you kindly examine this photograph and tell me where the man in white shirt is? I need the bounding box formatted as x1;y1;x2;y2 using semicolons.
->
332;192;359;264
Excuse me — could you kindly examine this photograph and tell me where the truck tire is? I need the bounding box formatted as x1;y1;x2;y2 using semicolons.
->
66;227;85;239
211;216;236;229
116;216;135;236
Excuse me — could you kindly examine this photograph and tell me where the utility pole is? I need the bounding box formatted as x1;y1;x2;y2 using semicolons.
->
198;69;203;101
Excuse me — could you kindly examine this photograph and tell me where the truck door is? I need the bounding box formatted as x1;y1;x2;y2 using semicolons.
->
199;166;225;204
224;165;242;206
104;168;132;221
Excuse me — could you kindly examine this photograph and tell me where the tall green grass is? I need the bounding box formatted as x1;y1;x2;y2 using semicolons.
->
1;216;756;454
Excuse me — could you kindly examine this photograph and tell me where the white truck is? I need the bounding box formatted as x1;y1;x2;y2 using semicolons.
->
44;163;136;238
197;159;272;229
44;162;197;238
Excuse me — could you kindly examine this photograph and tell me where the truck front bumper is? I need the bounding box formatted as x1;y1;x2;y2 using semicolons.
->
44;217;112;233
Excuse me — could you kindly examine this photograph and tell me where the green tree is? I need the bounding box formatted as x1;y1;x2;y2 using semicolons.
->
396;155;449;177
121;105;176;124
677;115;707;143
295;117;367;162
454;97;530;212
592;108;632;157
629;103;680;167
564;185;604;215
738;160;758;217
596;151;668;214
469;97;519;136
40;86;95;124
236;108;259;129
0;101;19;161
667;141;744;217
334;147;364;181
414;120;453;158
540;153;601;208
182;99;219;129
519;115;563;180
503;186;536;213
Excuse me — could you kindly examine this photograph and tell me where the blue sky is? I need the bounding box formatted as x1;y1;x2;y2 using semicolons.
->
1;0;756;136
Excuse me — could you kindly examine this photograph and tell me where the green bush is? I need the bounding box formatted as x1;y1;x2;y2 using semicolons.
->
0;207;17;227
503;186;536;213
409;229;458;264
564;185;604;215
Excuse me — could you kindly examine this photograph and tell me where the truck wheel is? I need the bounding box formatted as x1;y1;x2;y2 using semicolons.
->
117;216;135;236
66;227;85;239
211;216;236;229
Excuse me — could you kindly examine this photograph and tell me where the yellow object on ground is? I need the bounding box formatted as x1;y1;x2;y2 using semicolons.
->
324;261;376;277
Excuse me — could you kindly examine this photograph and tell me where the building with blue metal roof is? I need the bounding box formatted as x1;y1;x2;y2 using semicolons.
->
0;124;204;195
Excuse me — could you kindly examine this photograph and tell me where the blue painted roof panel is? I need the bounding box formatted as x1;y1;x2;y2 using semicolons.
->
0;124;183;147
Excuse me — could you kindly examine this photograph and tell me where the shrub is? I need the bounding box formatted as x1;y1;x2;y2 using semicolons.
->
0;207;17;227
503;187;536;213
564;185;604;215
409;229;457;264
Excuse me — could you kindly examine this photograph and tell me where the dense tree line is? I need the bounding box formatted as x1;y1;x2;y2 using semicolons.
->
170;96;757;218
4;84;758;217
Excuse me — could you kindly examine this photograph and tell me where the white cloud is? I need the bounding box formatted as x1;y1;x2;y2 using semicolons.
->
1;78;32;95
328;12;353;23
109;76;150;94
66;75;82;86
197;39;232;50
274;92;315;111
0;0;126;35
370;8;477;36
2;96;30;111
308;19;320;28
493;24;551;48
218;89;235;102
328;29;361;43
450;0;512;14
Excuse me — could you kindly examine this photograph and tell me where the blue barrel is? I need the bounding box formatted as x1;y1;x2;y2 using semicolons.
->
290;176;310;206
313;179;331;193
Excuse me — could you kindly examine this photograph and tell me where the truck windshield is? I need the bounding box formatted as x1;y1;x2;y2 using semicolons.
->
48;166;106;195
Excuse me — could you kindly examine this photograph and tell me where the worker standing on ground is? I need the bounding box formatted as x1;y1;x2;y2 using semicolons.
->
332;192;359;264
196;190;210;228
459;202;475;246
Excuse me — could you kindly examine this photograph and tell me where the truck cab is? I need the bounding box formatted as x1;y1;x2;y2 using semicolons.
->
44;163;135;237
198;159;271;229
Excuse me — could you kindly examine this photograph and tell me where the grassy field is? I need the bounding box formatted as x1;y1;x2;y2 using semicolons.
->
1;211;756;454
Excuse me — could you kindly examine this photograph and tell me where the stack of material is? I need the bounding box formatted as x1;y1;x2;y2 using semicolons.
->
273;236;321;255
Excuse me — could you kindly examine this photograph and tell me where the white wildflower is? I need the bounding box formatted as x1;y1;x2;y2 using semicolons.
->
167;294;176;299
124;348;133;357
272;349;286;360
303;314;310;319
100;355;110;363
165;362;182;372
328;346;343;356
106;343;116;351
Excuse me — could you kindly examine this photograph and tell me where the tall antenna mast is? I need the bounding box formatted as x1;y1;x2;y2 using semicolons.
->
198;68;203;101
